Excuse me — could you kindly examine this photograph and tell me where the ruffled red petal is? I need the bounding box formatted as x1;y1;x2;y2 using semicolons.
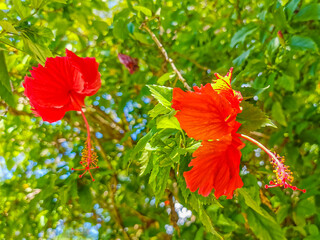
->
30;101;75;123
184;133;244;199
66;49;101;96
172;83;236;140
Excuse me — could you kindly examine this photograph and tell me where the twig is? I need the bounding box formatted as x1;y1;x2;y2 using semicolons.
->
140;23;192;91
121;203;157;229
168;190;180;236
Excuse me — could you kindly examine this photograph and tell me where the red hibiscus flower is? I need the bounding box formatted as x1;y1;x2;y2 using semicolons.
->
172;68;305;198
172;68;244;199
23;49;101;180
118;53;139;74
23;49;101;123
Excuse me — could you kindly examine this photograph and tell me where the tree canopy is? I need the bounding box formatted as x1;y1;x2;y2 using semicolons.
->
0;0;320;239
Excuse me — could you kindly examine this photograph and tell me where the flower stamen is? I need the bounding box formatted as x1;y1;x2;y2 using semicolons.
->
71;106;99;181
239;134;305;193
71;140;99;181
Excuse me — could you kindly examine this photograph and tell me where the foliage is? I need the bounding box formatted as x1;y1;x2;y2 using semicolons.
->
0;0;320;239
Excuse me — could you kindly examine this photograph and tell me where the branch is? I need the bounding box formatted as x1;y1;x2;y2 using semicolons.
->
168;190;180;236
140;23;192;91
120;203;157;229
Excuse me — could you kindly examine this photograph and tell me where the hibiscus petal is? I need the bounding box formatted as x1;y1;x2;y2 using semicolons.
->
30;101;75;123
172;83;235;140
66;49;101;96
183;134;244;199
70;92;86;109
23;57;75;108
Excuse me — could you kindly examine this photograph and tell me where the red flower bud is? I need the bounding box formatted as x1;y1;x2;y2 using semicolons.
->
118;53;139;74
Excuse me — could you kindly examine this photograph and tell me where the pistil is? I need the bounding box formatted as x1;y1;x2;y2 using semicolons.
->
70;99;99;181
239;134;305;193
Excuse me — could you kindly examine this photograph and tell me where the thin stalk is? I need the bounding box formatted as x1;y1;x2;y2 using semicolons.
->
140;23;192;91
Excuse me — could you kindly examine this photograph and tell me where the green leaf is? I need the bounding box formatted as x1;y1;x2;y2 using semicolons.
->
127;22;134;34
51;0;67;3
194;227;205;240
239;85;270;99
238;188;270;219
12;0;29;18
279;0;289;6
168;147;186;163
276;205;290;224
23;37;52;65
267;37;280;54
247;208;286;240
132;128;155;156
149;164;170;205
185;142;201;153
0;51;12;91
148;103;170;119
31;0;43;9
6;158;15;170
157;72;176;85
230;24;257;48
59;185;69;205
0;10;5;20
37;27;54;40
138;149;153;176
156;113;181;130
272;102;287;127
309;224;319;236
190;195;223;239
92;21;109;34
113;19;129;40
294;3;320;22
133;6;152;17
133;32;150;44
78;186;93;212
272;6;288;29
147;85;173;109
296;197;317;219
232;47;253;66
0;50;14;106
277;74;295;91
289;36;318;51
285;0;300;20
237;101;276;131
0;20;18;34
